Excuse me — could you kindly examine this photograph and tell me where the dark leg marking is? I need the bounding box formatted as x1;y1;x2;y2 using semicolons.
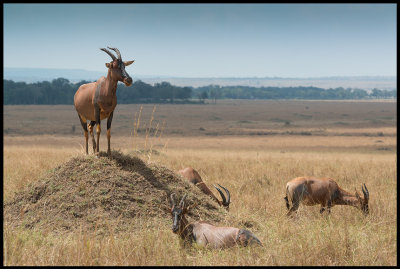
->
94;104;101;153
284;196;290;210
327;200;332;214
78;114;88;132
107;111;114;130
78;114;89;154
89;121;96;153
106;111;114;155
287;197;300;216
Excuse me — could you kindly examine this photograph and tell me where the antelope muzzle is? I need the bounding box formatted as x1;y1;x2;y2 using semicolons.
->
123;76;133;87
171;210;181;233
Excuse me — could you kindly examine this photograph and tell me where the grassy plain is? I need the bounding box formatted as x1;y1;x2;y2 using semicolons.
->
3;99;397;265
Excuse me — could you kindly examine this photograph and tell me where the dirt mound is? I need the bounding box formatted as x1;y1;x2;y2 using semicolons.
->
4;151;227;235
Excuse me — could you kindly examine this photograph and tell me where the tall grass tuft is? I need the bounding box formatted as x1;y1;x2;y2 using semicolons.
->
130;105;168;161
131;105;143;151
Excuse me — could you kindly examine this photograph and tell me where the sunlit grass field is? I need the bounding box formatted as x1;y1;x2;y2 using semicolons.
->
3;100;397;265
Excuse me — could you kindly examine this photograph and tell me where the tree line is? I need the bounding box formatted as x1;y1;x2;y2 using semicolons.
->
3;78;193;105
3;78;396;105
194;85;397;102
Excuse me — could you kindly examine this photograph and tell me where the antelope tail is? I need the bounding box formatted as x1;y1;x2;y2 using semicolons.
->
284;185;290;210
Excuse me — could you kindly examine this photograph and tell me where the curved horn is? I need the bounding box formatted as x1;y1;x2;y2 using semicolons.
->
217;184;230;206
213;184;226;204
179;194;187;208
170;193;176;208
100;48;117;61
107;46;121;60
362;183;369;201
218;184;231;205
214;184;230;207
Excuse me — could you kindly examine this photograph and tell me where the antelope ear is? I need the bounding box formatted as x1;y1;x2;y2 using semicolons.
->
124;60;135;66
105;63;111;68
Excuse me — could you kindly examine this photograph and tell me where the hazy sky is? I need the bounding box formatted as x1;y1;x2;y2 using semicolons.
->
3;4;397;77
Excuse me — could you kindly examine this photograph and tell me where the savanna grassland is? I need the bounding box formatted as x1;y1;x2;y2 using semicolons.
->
3;99;397;266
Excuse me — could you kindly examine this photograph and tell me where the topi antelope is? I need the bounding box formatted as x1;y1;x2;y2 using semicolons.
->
177;167;231;210
169;193;262;248
74;47;134;156
284;177;370;216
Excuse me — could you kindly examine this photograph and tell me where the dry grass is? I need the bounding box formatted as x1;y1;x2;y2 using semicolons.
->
3;100;397;265
4;137;396;266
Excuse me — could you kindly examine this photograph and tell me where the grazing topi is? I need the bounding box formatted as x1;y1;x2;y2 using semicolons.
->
284;176;369;216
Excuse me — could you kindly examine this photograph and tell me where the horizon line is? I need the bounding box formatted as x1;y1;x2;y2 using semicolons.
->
4;67;396;80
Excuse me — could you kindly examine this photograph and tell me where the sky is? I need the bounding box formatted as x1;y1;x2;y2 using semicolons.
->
3;4;397;78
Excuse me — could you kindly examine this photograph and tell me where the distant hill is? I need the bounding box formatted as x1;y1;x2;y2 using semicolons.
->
4;67;105;83
140;76;397;91
3;67;396;90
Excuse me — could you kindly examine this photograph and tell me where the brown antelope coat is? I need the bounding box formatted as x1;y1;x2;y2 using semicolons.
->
284;176;369;216
74;47;134;155
170;194;262;248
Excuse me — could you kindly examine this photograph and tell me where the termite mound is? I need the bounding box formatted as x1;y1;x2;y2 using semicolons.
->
4;150;228;236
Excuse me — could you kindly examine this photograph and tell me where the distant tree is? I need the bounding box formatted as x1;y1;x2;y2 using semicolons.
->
196;92;203;103
208;85;221;104
352;88;368;99
388;89;397;98
371;88;383;99
381;89;394;99
180;87;192;100
201;90;208;101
